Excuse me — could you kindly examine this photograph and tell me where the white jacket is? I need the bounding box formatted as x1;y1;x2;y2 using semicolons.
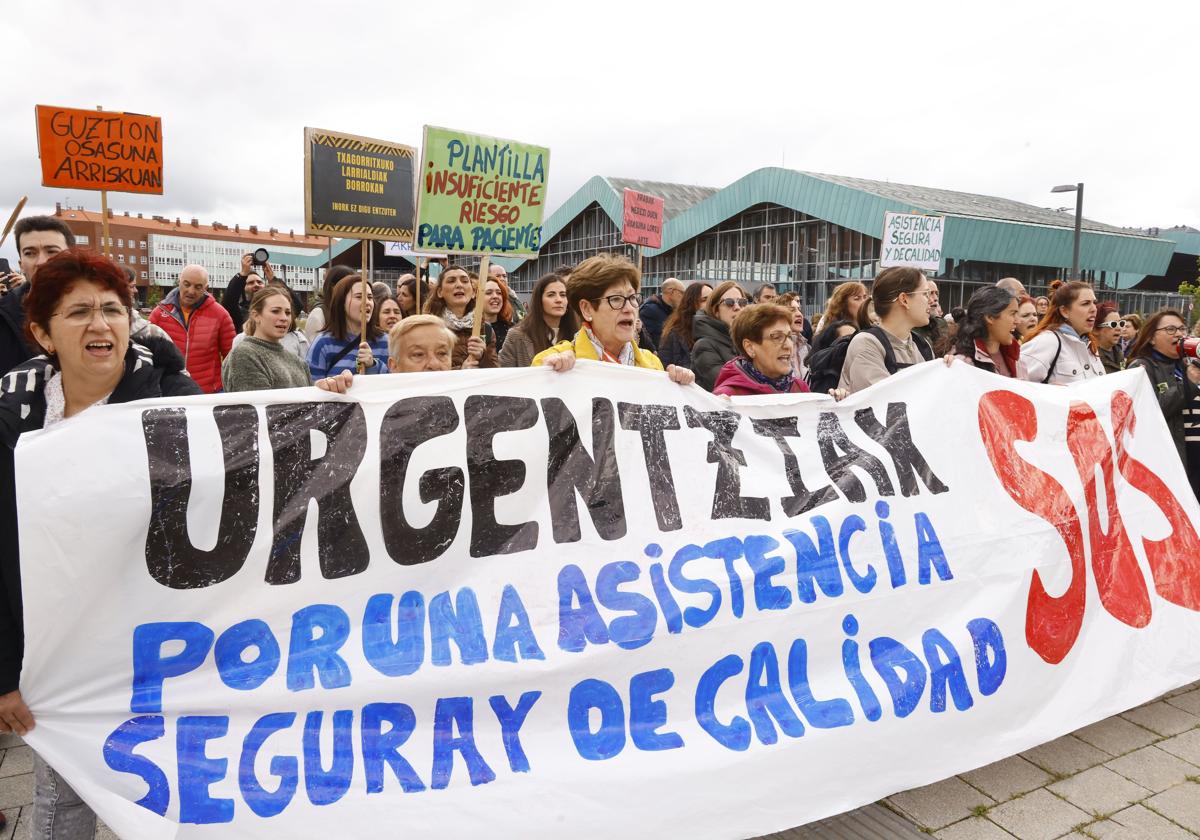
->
1022;328;1104;385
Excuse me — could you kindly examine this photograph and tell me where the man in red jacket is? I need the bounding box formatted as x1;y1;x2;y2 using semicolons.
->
149;265;234;393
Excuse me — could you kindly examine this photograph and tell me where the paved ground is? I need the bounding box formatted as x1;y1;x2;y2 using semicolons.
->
2;681;1198;839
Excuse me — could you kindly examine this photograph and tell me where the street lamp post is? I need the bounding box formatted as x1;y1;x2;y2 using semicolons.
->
1051;182;1084;280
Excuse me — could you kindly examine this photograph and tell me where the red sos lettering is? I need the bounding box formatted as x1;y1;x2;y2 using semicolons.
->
978;389;1200;664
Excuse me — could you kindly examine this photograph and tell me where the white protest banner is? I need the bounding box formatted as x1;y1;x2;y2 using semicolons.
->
880;211;945;270
16;362;1200;839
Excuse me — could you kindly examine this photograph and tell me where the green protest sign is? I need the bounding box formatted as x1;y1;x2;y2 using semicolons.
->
414;125;550;256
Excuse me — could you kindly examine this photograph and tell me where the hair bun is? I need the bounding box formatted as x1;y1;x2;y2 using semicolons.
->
1048;279;1064;294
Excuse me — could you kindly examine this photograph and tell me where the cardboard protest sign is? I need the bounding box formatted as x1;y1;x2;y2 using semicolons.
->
415;125;549;256
304;127;416;241
622;188;665;248
35;105;163;194
880;211;945;271
15;364;1200;839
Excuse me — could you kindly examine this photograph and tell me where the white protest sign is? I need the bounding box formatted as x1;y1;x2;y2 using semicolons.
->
15;362;1200;839
383;241;445;259
880;211;945;270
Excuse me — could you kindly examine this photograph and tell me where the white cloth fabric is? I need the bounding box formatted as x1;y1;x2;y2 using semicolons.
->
1021;328;1104;385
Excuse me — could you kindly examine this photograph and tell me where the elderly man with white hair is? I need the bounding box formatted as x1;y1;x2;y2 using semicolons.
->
149;264;235;393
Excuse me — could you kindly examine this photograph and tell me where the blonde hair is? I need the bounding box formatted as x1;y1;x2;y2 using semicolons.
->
243;287;294;336
388;314;455;359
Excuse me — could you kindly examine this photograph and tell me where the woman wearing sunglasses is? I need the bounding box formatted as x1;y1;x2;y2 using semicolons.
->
533;254;694;385
1126;309;1200;475
691;281;749;391
1091;302;1126;373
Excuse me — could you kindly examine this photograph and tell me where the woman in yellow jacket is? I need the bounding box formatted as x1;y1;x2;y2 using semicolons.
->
532;253;695;385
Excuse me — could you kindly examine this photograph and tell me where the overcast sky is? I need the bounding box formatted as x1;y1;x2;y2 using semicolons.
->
3;0;1196;267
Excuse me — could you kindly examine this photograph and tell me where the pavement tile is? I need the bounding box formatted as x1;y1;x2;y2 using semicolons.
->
1120;701;1200;738
95;822;120;840
0;748;32;780
1021;735;1112;777
1047;765;1152;818
1071;820;1123;839
1112;802;1197;838
0;774;32;811
1143;781;1200;834
886;776;995;831
10;811;24;840
1104;745;1198;793
0;736;21;751
959;755;1052;802
1072;717;1159;757
1156;729;1200;766
986;789;1091;840
934;816;1016;839
1165;687;1200;717
0;804;16;840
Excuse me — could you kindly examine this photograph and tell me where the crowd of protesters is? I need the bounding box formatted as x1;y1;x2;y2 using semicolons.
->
1;214;1199;836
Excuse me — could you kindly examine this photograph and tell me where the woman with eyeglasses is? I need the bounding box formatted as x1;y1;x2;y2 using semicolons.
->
714;303;823;396
0;250;202;839
532;253;694;385
1126;309;1200;473
1020;280;1102;385
691;280;749;391
839;267;934;394
1091;302;1125;373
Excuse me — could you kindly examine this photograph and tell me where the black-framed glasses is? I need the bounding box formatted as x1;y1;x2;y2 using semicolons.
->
760;330;795;347
1156;325;1187;336
597;293;642;310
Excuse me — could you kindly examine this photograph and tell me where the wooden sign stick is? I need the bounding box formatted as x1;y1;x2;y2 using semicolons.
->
0;196;28;249
471;255;491;338
358;239;370;373
637;245;644;276
414;258;422;314
96;106;111;258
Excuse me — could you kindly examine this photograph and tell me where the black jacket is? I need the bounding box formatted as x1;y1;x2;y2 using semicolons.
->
657;329;692;369
1127;353;1200;467
691;311;737;392
0;336;200;694
639;295;672;350
0;283;34;377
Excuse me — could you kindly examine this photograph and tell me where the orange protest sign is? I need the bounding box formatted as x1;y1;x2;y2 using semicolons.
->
35;105;163;194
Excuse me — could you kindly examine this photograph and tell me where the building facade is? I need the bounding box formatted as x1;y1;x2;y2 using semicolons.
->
53;204;329;299
508;170;1183;314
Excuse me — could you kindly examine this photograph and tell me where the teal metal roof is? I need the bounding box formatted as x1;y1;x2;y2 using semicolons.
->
1157;227;1200;256
604;177;718;219
527;167;1175;280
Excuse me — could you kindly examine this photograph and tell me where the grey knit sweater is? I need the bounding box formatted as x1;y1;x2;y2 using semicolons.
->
222;335;313;392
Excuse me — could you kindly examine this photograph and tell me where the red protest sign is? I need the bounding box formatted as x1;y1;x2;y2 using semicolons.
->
622;188;664;248
35;105;163;194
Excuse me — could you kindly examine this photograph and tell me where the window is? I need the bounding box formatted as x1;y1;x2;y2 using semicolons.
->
140;256;146;264
117;239;124;248
76;235;89;245
141;271;147;279
117;254;125;263
140;241;146;249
